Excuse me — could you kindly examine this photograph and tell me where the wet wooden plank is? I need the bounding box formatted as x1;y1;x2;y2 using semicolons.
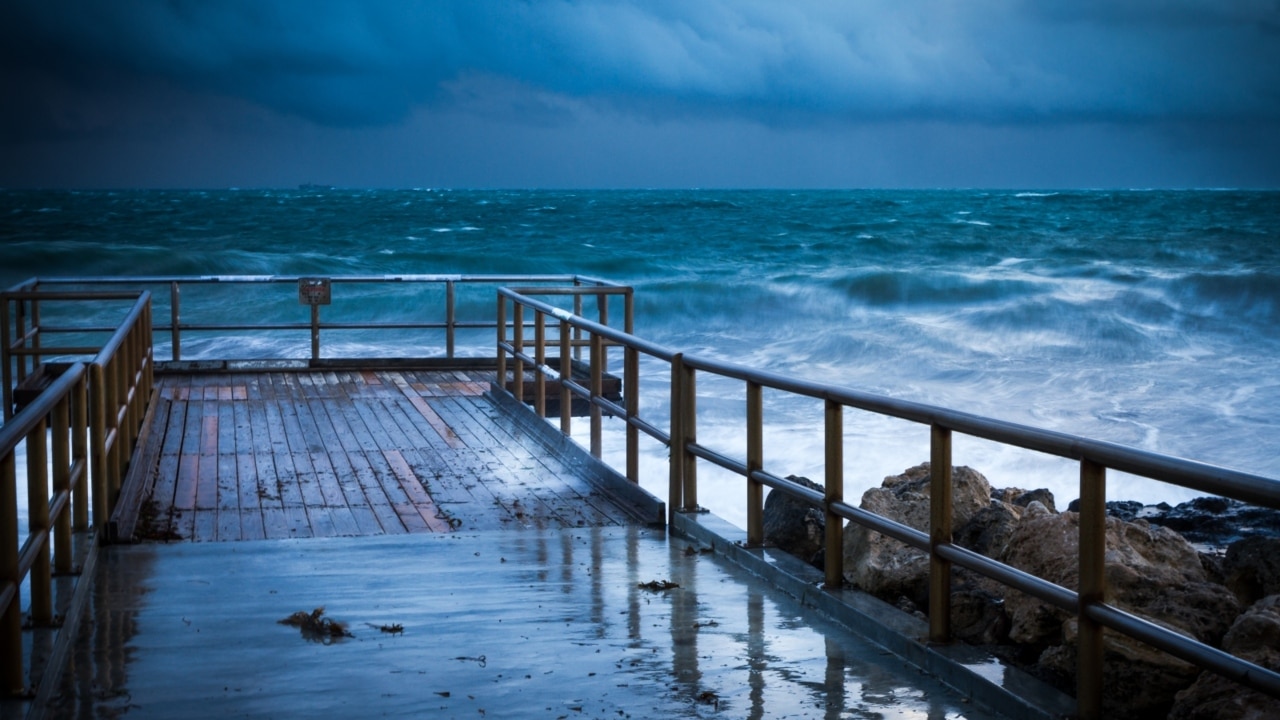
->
390;374;465;448
196;414;219;512
429;394;597;527
234;399;265;541
151;399;187;512
215;399;241;542
384;449;454;532
142;368;648;543
446;392;633;526
346;450;411;533
192;509;217;542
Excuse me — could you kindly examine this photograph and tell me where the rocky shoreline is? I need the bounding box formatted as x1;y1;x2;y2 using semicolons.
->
762;464;1280;720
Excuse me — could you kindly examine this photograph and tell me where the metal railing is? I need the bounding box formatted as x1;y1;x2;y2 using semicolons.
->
0;363;89;696
5;275;1277;715
5;275;624;372
496;286;1280;720
0;288;153;695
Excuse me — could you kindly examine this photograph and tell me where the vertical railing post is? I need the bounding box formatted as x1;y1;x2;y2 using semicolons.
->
624;345;639;483
445;279;456;359
53;393;72;575
559;319;571;435
15;297;29;388
72;373;89;532
512;302;525;408
309;303;321;361
90;362;108;529
496;295;507;393
27;417;51;626
623;287;634;335
105;358;120;512
596;290;609;371
31;295;40;376
1;449;22;695
122;323;137;448
534;311;546;417
170;281;181;362
929;425;953;644
1;296;11;421
746;381;764;547
589;330;603;458
668;353;684;526
681;363;698;512
824;400;844;589
1078;459;1107;720
573;294;583;362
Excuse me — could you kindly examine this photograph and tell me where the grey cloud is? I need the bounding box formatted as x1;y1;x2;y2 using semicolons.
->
3;0;1279;136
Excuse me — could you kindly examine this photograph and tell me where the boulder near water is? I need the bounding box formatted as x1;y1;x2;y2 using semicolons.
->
841;463;992;607
762;474;826;566
1169;594;1280;720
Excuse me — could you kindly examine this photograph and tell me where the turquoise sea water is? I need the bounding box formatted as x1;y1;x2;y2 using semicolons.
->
3;188;1279;520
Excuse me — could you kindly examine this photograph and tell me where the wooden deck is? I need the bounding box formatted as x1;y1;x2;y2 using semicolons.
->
132;368;644;542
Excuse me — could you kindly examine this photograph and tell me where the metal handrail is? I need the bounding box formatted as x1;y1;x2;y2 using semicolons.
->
1;289;154;696
0;363;89;696
496;285;1280;720
11;275;622;367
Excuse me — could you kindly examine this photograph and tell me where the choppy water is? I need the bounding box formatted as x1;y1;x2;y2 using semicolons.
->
3;188;1279;522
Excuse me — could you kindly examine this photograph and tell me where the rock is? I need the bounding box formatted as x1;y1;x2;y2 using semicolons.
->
1002;511;1240;649
842;463;992;606
1066;498;1167;523
955;500;1024;560
994;487;1058;514
1068;496;1280;549
1040;617;1201;719
1222;536;1280;607
1169;595;1280;720
763;474;826;566
950;570;1011;645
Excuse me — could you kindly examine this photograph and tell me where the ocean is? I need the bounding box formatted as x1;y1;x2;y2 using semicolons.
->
3;188;1279;530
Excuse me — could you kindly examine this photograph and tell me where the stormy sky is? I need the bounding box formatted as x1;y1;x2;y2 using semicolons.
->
3;1;1279;189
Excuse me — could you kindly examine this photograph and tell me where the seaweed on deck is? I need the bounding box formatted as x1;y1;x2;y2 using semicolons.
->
278;607;353;643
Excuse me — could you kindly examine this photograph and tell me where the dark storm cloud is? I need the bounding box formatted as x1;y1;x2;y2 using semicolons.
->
5;0;1279;137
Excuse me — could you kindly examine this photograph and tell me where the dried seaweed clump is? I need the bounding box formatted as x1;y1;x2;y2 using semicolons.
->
638;579;680;591
278;607;352;643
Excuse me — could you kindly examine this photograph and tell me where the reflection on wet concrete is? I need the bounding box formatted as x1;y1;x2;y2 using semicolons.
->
40;527;993;718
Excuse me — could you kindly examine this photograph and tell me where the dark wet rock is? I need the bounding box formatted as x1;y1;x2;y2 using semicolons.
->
763;474;825;566
955;500;1025;560
950;570;1011;646
1040;617;1200;720
1069;496;1280;549
1018;489;1056;513
1170;595;1280;720
1002;510;1239;649
1222;536;1280;607
1197;550;1228;588
842;463;992;606
1065;498;1151;522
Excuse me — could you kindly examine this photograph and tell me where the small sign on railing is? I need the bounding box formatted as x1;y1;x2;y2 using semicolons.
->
298;278;331;305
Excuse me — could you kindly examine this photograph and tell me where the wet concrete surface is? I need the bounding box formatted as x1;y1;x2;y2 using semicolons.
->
40;527;994;719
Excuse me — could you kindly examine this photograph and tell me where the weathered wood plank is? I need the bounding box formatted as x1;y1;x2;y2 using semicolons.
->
306;450;348;508
196;415;219;511
192;508;217;542
383;449;454;532
391;374;465;448
141;368;648;543
447;393;631;526
429;394;590;527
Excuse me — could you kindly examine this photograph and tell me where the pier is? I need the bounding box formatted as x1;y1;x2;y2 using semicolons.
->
4;275;1279;719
